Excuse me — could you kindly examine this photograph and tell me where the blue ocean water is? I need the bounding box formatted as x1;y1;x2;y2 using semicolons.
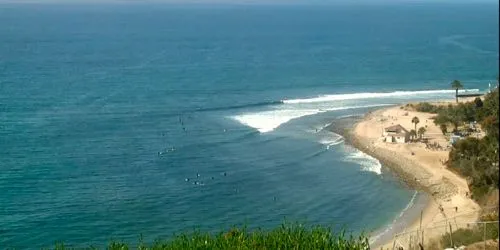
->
0;2;498;248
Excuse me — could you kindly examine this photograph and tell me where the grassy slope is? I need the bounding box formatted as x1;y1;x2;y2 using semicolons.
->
49;223;370;250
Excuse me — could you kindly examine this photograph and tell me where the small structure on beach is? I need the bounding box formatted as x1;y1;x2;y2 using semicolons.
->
383;124;410;143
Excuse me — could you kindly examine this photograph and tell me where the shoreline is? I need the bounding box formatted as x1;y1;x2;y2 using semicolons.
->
342;116;436;248
339;103;481;248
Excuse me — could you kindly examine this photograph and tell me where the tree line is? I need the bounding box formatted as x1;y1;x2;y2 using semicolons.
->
413;84;498;202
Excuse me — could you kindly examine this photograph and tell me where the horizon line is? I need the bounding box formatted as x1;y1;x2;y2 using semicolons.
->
1;0;499;5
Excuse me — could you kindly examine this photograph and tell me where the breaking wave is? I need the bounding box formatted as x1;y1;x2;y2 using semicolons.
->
344;149;383;175
319;133;345;149
282;89;480;104
196;100;283;112
231;104;391;133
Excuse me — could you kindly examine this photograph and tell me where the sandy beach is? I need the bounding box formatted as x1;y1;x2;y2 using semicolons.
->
348;101;483;249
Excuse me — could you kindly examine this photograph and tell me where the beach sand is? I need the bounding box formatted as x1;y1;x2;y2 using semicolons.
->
348;102;482;249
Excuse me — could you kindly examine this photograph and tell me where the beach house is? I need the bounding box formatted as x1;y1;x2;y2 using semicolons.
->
383;124;410;143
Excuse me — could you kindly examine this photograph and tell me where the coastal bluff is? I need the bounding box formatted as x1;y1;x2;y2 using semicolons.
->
346;104;482;248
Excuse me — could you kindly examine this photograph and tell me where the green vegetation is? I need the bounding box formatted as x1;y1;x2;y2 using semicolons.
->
408;127;426;142
50;223;370;250
427;213;499;250
474;97;483;108
451;80;464;103
411;116;420;131
417;127;426;140
439;124;448;135
412;102;446;113
409;129;417;141
445;89;499;202
415;87;499;202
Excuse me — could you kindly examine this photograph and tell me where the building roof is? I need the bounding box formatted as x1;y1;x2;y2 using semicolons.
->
384;124;409;134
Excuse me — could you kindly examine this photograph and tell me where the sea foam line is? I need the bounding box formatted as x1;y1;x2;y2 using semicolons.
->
231;104;391;133
282;89;480;104
319;134;345;149
344;149;383;175
369;191;419;245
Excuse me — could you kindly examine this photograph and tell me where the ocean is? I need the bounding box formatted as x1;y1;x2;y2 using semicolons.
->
0;2;498;248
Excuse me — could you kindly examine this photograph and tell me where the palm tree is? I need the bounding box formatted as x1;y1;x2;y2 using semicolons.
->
409;129;417;142
418;127;426;140
411;116;420;131
451;80;463;103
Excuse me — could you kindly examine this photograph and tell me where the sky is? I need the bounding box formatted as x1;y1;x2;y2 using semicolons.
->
0;0;498;4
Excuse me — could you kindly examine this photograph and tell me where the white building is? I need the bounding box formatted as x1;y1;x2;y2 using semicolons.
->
383;124;410;143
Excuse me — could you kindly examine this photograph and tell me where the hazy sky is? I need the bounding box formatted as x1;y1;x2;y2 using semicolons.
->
0;0;498;4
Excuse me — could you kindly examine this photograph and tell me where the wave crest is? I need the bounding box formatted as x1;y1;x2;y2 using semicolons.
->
231;104;391;133
344;149;382;175
283;89;480;104
319;133;345;149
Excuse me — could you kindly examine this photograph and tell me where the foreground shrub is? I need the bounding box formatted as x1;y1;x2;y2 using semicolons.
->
413;102;444;113
50;223;370;250
427;214;499;250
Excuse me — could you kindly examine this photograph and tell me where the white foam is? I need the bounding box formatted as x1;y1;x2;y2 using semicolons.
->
305;123;331;134
231;104;391;133
232;109;320;133
283;89;480;104
324;103;393;113
337;114;363;119
320;137;344;146
345;150;382;175
316;123;333;133
326;140;344;150
399;191;418;218
369;191;419;245
306;123;334;134
319;134;345;149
